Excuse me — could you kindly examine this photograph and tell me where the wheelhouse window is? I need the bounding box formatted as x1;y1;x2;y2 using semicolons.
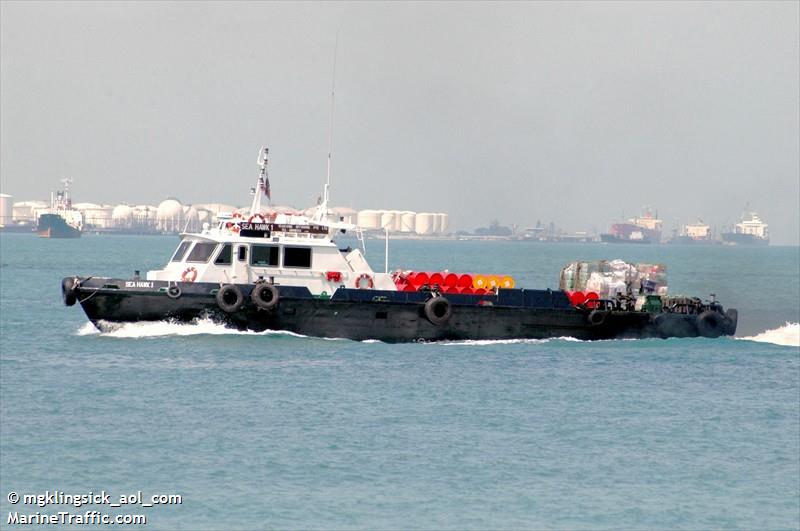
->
215;243;232;265
251;245;279;267
237;245;247;262
283;247;312;269
171;241;192;262
186;242;218;263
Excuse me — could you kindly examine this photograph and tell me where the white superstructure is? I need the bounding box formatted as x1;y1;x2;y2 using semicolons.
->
146;148;397;295
734;212;769;239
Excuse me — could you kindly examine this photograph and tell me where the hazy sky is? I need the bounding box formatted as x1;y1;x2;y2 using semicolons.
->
1;1;798;243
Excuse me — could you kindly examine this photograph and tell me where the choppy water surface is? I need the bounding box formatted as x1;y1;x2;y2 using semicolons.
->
1;234;798;529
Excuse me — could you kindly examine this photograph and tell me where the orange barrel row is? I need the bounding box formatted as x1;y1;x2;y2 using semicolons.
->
565;290;600;308
394;271;516;294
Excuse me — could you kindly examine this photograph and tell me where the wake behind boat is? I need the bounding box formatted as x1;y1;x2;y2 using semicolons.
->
62;148;737;342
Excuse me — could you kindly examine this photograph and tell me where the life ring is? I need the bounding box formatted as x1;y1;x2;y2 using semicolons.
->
216;284;244;313
424;296;452;326
588;309;608;326
166;285;182;299
251;283;279;310
696;310;724;338
181;267;198;283
355;273;374;289
248;213;266;224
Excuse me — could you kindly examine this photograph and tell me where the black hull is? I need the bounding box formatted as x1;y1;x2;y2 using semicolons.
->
38;214;81;238
64;277;737;342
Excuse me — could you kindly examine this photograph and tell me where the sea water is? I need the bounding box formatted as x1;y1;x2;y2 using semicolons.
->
0;233;798;529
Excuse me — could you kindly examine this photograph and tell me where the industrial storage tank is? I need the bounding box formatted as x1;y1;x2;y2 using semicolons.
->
112;204;133;227
432;213;443;234
415;213;436;235
133;205;157;228
390;210;404;231
12;200;48;223
193;203;237;216
183;205;201;232
331;206;357;225
196;209;213;225
156;198;184;232
74;203;113;228
357;210;382;229
438;213;449;234
400;211;416;232
380;210;396;231
0;194;12;226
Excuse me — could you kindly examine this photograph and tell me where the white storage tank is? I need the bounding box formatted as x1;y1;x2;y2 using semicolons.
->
432;213;443;234
77;204;113;228
400;211;416;233
415;213;435;235
112;204;133;227
193;203;237;216
133;205;157;227
13;200;48;223
380;210;396;231
0;194;12;226
357;209;382;229
183;205;201;232
390;210;404;232
332;206;358;225
196;209;213;224
156;198;184;232
438;213;449;234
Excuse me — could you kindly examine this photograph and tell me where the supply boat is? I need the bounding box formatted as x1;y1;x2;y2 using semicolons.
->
62;148;737;342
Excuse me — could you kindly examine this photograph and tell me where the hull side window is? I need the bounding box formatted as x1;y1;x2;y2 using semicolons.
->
283;247;312;269
171;241;192;262
251;245;279;267
186;242;218;263
215;243;232;265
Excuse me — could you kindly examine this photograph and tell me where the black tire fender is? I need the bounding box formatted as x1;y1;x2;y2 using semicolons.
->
697;310;725;338
424;296;452;326
251;283;279;310
216;284;244;313
62;277;78;306
588;309;608;326
725;309;738;336
166;285;182;299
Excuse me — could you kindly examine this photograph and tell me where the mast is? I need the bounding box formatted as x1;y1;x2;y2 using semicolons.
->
314;35;338;223
250;146;269;215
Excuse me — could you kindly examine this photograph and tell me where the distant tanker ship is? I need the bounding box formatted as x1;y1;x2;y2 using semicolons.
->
38;179;83;238
600;209;663;244
721;211;769;246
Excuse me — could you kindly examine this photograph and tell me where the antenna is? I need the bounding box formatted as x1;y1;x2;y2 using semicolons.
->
314;33;338;223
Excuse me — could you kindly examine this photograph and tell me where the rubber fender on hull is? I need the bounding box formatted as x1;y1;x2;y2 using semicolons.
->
251;283;279;310
696;310;726;338
424;296;452;326
725;309;738;335
588;309;608;326
166;285;182;299
216;284;244;313
62;277;78;306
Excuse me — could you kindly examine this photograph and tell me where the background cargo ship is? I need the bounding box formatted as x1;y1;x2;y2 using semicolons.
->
721;212;769;246
600;209;663;244
37;179;83;238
